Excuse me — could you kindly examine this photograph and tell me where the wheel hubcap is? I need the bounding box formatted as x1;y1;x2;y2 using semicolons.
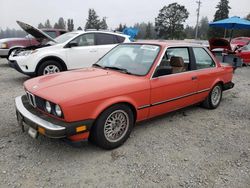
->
211;86;221;106
104;110;129;143
43;65;60;75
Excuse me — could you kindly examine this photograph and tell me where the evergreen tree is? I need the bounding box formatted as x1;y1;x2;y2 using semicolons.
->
209;0;231;38
77;26;83;30
85;9;100;30
38;23;44;29
116;24;126;32
145;22;153;39
198;17;209;39
184;25;195;39
54;17;66;29
67;19;74;31
99;17;108;30
155;3;189;39
44;19;52;28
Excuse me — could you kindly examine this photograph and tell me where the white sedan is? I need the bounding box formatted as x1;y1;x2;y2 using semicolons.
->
9;30;131;76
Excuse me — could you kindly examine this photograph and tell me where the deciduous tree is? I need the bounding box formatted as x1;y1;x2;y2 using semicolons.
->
155;3;189;39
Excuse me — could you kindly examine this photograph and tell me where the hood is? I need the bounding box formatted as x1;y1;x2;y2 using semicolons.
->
17;21;56;43
209;38;232;51
24;68;147;105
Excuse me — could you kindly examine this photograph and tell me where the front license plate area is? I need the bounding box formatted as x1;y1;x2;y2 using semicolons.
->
28;127;38;139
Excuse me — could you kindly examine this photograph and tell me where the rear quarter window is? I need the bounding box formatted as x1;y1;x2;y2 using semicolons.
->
116;36;125;43
96;33;117;45
193;47;215;69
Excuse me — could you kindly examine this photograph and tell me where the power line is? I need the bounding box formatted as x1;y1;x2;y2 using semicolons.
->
195;0;201;39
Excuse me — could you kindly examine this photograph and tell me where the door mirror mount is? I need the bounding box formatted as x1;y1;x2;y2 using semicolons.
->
153;66;173;78
67;41;78;48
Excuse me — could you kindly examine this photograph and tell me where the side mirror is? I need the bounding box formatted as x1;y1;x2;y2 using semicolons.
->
67;41;78;48
153;66;172;78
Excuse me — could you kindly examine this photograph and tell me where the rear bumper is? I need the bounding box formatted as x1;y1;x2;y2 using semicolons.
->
223;81;234;91
15;95;94;139
0;48;9;57
8;60;36;76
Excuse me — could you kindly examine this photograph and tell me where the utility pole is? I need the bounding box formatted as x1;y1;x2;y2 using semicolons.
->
195;0;201;39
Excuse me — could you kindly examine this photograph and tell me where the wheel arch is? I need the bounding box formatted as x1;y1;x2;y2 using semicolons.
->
93;99;138;124
35;56;67;74
211;79;224;90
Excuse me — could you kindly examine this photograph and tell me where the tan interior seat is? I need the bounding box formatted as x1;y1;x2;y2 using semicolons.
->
169;56;186;73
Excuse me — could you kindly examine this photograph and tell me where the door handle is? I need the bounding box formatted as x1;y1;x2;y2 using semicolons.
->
191;76;197;80
89;50;97;53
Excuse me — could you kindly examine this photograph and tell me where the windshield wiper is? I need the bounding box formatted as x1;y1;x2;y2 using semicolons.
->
92;63;103;68
104;66;132;74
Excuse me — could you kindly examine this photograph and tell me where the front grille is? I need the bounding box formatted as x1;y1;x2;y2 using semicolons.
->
26;91;36;108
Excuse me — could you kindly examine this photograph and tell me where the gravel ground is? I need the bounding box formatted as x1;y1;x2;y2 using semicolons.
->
0;58;249;188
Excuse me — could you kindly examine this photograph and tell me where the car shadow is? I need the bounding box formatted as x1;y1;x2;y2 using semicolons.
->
0;62;10;68
22;104;202;154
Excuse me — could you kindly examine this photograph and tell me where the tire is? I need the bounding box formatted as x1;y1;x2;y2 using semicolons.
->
90;104;134;150
202;84;222;109
37;60;63;76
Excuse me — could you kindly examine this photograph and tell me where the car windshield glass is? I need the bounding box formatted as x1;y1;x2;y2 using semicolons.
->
241;43;250;51
95;44;160;76
25;34;34;39
54;32;78;43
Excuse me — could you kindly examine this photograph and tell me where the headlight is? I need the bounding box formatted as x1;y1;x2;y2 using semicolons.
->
18;50;37;56
55;104;62;117
1;43;8;49
45;101;52;113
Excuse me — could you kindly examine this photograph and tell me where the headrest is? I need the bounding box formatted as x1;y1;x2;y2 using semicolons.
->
170;56;184;67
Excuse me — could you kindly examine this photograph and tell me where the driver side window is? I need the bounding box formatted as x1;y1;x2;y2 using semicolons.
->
71;34;95;47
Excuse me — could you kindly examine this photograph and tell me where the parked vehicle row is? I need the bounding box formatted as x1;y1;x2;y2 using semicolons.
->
9;30;130;76
15;41;235;149
209;37;250;66
0;21;236;149
0;21;66;59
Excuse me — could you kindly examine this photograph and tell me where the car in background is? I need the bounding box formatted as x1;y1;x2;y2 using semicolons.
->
9;30;131;76
15;41;234;149
231;37;250;49
0;21;66;59
236;42;250;66
209;38;250;66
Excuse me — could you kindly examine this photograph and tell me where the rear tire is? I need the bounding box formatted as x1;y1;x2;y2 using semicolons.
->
90;104;134;150
37;60;63;76
202;84;222;109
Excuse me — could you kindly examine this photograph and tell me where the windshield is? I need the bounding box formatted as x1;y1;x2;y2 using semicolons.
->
54;32;78;43
25;34;34;39
95;44;160;76
241;43;250;51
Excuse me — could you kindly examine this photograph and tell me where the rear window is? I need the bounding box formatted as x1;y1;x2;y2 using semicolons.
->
96;33;117;45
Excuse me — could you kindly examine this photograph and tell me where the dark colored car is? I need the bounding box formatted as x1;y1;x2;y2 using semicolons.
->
0;21;66;59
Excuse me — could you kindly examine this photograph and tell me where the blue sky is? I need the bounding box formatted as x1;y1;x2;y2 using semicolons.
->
0;0;249;30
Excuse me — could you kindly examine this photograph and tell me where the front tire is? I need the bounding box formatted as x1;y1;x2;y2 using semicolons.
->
90;104;134;150
202;84;222;109
37;60;63;76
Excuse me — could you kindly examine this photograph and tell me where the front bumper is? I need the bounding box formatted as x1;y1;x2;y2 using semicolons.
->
15;95;94;139
0;48;9;57
9;60;36;77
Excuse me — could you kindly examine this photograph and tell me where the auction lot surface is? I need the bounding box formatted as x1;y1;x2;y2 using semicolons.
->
0;58;249;188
